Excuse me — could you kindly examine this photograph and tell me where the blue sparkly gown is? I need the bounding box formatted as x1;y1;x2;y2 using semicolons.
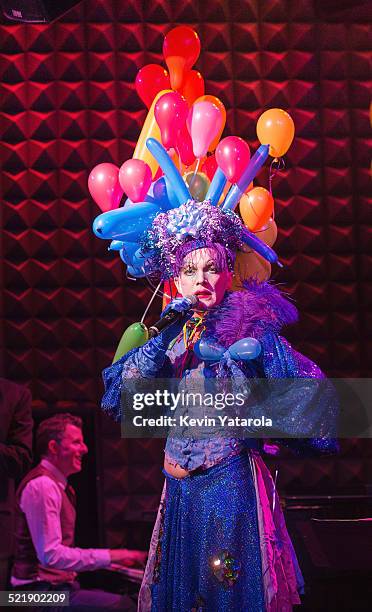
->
101;282;338;612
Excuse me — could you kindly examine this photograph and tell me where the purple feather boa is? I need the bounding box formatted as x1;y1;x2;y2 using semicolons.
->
204;280;298;347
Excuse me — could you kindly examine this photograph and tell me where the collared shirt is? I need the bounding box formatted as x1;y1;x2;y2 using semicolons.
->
11;459;110;585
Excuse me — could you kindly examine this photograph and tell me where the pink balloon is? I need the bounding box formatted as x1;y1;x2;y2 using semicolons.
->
119;159;152;203
176;122;195;167
88;163;123;212
154;91;189;150
187;101;223;158
215;136;251;183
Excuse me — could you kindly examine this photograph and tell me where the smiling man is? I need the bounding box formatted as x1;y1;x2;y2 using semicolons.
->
11;413;145;610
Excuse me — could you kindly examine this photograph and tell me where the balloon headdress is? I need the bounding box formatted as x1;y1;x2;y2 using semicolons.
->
90;25;296;359
142;199;244;280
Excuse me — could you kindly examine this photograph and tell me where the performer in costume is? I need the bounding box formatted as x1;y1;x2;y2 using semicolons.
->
101;200;338;612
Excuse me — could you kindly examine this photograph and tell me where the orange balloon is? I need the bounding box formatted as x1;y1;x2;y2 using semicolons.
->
256;108;295;158
194;95;226;152
180;70;205;106
253;218;277;247
239;187;274;232
231;251;271;290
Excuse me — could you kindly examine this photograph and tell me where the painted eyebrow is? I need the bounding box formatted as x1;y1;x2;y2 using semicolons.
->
182;259;217;268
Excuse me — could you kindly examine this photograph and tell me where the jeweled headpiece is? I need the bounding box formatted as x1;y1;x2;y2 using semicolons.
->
141;199;244;279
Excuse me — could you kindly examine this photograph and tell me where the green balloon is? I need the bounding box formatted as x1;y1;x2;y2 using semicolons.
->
185;171;210;202
112;322;149;363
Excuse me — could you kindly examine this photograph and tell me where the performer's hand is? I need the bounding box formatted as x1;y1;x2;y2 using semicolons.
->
161;296;195;320
109;548;147;568
158;296;195;339
138;296;196;375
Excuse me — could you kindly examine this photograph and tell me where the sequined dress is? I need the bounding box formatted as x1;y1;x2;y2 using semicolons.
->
101;282;338;612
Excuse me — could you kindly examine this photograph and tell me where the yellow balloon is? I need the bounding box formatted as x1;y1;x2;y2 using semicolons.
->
231;251;271;290
254;218;277;247
256;108;295;158
133;89;173;178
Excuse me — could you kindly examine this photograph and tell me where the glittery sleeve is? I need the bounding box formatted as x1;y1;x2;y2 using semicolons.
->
259;332;339;454
101;348;138;422
101;342;174;423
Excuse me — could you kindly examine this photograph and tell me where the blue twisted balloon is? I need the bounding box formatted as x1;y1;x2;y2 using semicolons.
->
205;167;227;206
222;144;270;211
146;138;191;206
93;202;161;242
240;228;279;265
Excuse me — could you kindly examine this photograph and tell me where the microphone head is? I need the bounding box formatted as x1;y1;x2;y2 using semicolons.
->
185;295;198;306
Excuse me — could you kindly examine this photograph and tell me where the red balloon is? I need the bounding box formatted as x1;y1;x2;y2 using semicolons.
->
154;91;189;150
176;122;195;167
119;159;152;203
163;26;201;90
135;64;170;109
88;163;123;212
180;70;205;106
201;155;218;181
215;136;251;183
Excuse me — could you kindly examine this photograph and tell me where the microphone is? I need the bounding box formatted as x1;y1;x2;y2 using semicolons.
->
148;295;198;339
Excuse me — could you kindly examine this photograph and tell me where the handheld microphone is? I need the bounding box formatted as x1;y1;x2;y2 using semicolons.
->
148;295;198;339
